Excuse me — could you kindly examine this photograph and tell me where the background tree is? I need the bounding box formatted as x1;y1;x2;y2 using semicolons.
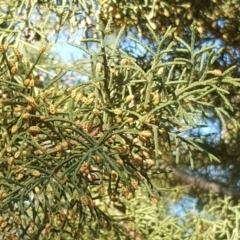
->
0;0;240;239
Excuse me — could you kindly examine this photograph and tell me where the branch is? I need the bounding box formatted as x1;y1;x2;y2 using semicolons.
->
160;163;240;199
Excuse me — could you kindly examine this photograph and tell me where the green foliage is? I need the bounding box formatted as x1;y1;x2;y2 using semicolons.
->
99;0;240;74
0;1;240;240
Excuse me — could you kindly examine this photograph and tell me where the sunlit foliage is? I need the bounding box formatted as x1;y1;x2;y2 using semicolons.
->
0;0;240;239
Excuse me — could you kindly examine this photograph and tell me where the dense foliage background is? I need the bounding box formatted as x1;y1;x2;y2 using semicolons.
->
0;0;240;239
